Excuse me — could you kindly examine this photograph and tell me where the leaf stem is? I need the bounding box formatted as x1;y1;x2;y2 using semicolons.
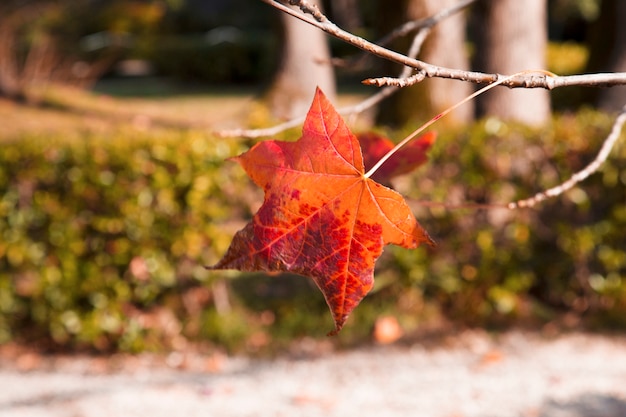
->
364;70;556;179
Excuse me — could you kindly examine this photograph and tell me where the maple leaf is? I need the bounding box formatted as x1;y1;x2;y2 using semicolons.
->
358;131;436;186
208;88;433;334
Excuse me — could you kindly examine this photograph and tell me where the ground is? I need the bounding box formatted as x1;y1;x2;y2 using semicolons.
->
2;330;626;417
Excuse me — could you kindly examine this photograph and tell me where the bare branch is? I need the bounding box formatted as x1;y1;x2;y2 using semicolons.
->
261;0;626;89
216;82;405;138
365;73;522;179
285;0;329;23
217;87;412;138
217;116;306;139
243;0;626;217
226;1;626;139
509;104;626;209
363;72;426;88
332;0;476;71
410;200;507;211
219;0;440;138
376;0;476;46
342;19;429;120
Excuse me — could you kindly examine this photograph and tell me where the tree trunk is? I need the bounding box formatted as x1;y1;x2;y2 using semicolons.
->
474;0;550;126
376;0;473;127
596;0;626;112
329;0;362;32
266;0;336;120
411;0;474;124
0;5;31;101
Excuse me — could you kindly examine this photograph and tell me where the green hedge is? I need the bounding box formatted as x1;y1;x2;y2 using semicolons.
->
379;110;626;329
0;131;253;351
0;111;625;352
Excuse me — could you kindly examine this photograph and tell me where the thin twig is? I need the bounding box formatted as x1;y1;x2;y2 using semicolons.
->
261;0;626;89
218;0;448;138
363;72;426;88
258;0;626;213
508;105;626;209
286;0;328;23
411;200;508;210
412;106;626;211
376;0;476;47
365;72;532;179
224;1;626;139
344;20;429;121
332;0;476;70
216;86;405;138
217;117;305;138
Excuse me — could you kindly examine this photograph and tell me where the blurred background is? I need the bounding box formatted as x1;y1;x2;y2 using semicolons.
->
0;0;625;356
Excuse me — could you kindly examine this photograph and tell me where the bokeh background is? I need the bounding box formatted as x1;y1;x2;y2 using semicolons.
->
0;0;625;355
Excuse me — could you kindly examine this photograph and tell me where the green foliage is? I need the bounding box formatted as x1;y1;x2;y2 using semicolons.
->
547;42;588;76
0;130;252;351
380;110;626;329
0;109;624;352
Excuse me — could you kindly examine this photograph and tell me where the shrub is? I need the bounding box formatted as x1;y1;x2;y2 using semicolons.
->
0;110;624;352
0;130;253;351
379;110;626;329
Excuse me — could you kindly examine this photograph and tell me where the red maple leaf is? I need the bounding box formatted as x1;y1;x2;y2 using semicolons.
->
358;131;436;186
208;88;433;334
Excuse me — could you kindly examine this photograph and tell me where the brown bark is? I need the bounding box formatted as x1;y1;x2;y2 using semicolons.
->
266;0;336;120
410;0;473;124
596;0;626;111
329;0;362;32
0;5;38;101
474;0;550;125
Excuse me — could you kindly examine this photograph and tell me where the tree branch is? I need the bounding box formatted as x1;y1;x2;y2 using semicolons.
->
331;0;477;71
376;0;477;46
219;0;449;138
223;0;626;217
262;0;626;89
508;105;626;209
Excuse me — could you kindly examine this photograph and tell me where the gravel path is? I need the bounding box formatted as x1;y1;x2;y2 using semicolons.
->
1;331;626;417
